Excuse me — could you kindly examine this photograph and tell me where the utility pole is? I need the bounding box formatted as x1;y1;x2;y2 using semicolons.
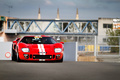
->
5;4;13;17
8;5;13;17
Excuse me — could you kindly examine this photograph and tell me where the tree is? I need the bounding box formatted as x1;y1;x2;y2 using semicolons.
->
106;29;120;52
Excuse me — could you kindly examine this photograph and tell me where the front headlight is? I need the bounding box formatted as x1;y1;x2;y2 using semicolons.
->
21;48;30;52
54;48;62;53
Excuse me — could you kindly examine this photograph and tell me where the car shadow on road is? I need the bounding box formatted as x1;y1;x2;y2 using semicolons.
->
11;60;63;63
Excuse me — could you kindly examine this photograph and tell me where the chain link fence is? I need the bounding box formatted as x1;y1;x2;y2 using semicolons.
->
97;36;120;56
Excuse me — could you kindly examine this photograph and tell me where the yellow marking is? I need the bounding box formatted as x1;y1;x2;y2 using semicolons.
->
34;36;42;39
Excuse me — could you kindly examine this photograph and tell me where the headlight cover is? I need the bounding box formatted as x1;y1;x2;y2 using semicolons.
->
54;48;62;53
21;48;30;52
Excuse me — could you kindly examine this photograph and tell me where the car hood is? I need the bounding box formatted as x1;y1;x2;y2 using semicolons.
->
19;43;55;54
19;42;63;54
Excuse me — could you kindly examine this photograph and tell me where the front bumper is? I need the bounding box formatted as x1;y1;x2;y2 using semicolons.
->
19;52;63;61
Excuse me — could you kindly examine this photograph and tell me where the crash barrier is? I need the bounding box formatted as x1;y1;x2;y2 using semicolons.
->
63;42;77;61
0;42;77;61
0;42;12;60
78;45;110;52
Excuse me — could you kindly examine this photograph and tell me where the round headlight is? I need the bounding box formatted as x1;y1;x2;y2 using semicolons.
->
54;48;62;53
22;48;30;52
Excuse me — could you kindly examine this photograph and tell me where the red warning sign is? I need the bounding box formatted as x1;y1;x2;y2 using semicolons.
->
5;52;11;58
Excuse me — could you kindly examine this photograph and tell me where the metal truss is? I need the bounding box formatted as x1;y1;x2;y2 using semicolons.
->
7;19;98;35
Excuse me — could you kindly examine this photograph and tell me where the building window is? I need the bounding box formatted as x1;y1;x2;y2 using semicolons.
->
63;23;68;32
103;24;113;28
103;38;107;42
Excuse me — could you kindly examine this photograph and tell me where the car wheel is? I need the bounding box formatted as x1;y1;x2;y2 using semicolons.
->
12;48;16;61
16;52;21;62
58;57;63;62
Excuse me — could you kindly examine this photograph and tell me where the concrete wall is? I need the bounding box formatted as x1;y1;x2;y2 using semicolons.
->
98;18;113;45
0;42;12;60
63;42;77;61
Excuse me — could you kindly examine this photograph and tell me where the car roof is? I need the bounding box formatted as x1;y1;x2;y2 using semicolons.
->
23;35;50;37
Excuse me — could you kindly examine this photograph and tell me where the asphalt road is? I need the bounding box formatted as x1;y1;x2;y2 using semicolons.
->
0;61;120;80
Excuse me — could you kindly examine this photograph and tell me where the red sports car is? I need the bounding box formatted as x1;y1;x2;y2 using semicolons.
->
12;35;64;62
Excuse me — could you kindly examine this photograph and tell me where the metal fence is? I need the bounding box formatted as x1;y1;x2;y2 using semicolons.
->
77;35;120;57
77;35;95;56
97;36;120;56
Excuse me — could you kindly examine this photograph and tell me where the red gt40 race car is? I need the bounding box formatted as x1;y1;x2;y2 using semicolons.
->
12;35;64;62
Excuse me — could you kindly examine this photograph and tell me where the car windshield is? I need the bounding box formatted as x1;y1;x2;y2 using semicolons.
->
20;37;56;44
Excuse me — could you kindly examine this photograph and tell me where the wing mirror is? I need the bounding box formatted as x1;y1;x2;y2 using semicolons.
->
60;42;64;44
13;41;17;43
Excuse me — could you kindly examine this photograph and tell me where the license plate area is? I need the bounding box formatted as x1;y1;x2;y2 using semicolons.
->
33;55;52;59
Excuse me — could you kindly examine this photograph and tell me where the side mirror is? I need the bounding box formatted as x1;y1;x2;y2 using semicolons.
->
60;42;64;44
13;41;17;43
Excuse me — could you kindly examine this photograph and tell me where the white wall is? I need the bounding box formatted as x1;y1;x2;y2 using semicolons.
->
98;18;113;45
0;42;12;60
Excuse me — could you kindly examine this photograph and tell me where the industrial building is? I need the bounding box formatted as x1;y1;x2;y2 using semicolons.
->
0;15;17;42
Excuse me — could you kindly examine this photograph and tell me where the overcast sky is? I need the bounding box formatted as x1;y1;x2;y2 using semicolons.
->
0;0;120;19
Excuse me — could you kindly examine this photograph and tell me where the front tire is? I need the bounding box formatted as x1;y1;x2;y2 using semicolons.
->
12;48;16;61
58;57;63;62
16;52;21;62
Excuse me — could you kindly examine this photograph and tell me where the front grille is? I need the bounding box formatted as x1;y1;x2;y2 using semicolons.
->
30;55;32;58
53;55;55;59
33;55;52;59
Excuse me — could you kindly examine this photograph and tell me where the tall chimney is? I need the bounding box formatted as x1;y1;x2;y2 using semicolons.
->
56;8;60;19
38;8;41;19
76;8;79;20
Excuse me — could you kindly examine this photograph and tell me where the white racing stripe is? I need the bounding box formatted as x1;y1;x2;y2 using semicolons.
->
41;44;46;55
37;44;42;55
37;44;46;61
